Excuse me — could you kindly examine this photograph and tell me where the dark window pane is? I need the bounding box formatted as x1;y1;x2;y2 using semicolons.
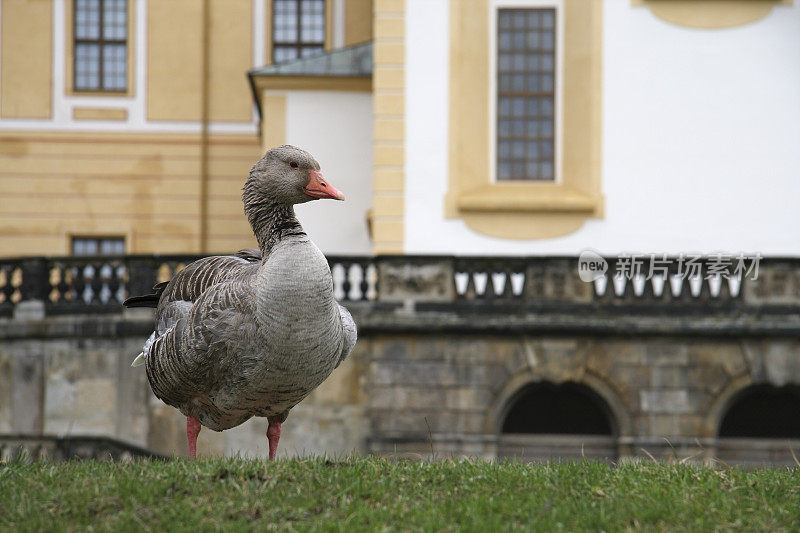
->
102;0;127;40
542;31;554;51
75;43;101;90
274;46;298;62
496;8;556;181
75;0;100;39
272;0;326;63
541;11;555;29
541;161;554;179
499;12;512;29
103;44;126;90
300;46;324;58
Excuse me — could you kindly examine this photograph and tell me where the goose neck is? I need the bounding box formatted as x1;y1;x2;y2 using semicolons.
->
245;200;306;255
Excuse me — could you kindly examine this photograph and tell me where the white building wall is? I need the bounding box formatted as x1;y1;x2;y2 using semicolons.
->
404;0;800;256
287;91;374;255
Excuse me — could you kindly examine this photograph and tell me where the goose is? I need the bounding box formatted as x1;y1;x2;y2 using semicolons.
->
124;145;357;460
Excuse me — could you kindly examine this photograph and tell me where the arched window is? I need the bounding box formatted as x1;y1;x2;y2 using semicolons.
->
501;381;614;435
719;384;800;438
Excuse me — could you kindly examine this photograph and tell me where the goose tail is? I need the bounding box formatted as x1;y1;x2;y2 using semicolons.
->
132;332;156;367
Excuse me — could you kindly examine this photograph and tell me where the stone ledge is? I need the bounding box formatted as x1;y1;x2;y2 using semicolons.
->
0;314;154;340
0;433;167;461
354;310;800;337
2;306;799;340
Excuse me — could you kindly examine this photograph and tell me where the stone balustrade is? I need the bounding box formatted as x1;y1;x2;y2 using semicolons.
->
1;254;799;317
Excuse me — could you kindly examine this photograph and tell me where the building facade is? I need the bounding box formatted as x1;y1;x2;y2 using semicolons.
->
0;0;373;256
1;0;800;464
2;0;798;257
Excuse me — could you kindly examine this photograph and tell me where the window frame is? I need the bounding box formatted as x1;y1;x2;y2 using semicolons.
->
71;236;126;256
72;0;129;93
271;0;327;63
66;0;135;97
446;0;603;240
490;1;564;184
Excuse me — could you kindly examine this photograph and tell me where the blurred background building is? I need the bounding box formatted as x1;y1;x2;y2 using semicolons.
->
1;0;799;464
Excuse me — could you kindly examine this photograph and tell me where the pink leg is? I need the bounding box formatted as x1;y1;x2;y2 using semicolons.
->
267;421;282;461
186;416;202;460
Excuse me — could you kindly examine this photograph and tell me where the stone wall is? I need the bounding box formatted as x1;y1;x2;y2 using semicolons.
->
0;307;368;459
365;334;800;464
1;255;799;463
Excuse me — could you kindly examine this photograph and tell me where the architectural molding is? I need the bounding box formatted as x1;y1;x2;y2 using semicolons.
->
632;0;793;30
72;107;128;121
447;0;603;240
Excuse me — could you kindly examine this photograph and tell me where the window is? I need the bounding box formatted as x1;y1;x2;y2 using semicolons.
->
497;8;556;181
71;237;125;256
446;0;602;240
73;0;128;92
272;0;326;63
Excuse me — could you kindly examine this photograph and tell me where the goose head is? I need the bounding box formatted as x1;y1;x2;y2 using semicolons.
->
244;145;345;208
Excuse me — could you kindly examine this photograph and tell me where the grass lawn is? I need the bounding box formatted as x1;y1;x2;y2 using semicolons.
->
1;457;799;531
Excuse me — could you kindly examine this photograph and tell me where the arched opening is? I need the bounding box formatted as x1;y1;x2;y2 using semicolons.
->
502;381;614;434
497;381;617;462
719;384;800;438
717;384;800;466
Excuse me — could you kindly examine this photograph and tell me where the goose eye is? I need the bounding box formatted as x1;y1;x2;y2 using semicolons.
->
290;161;299;169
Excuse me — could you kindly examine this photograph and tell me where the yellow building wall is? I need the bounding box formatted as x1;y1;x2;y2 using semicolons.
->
208;0;254;122
371;0;404;254
0;131;262;257
205;136;264;253
147;0;255;122
346;0;373;46
0;0;52;118
0;0;371;258
147;0;204;121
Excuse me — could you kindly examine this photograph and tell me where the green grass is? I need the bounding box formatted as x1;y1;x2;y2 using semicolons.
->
1;457;799;532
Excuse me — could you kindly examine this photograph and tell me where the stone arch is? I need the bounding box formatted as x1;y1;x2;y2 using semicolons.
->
704;373;753;438
487;369;629;461
719;384;800;438
709;373;800;466
485;367;632;439
501;381;614;435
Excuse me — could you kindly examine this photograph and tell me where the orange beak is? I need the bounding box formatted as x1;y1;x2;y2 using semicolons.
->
304;170;345;201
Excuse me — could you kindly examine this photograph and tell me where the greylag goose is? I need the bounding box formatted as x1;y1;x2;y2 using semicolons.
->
124;145;358;460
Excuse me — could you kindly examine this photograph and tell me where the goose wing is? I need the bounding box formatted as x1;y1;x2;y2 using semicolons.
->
123;248;261;311
126;250;260;367
145;279;258;429
336;303;357;368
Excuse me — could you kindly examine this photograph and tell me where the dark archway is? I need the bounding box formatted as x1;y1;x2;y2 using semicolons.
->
719;384;800;438
501;381;614;435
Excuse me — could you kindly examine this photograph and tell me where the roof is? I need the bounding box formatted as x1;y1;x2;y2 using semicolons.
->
247;41;373;120
248;41;373;78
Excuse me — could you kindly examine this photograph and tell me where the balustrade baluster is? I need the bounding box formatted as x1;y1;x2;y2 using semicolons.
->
340;261;352;302
359;261;369;301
